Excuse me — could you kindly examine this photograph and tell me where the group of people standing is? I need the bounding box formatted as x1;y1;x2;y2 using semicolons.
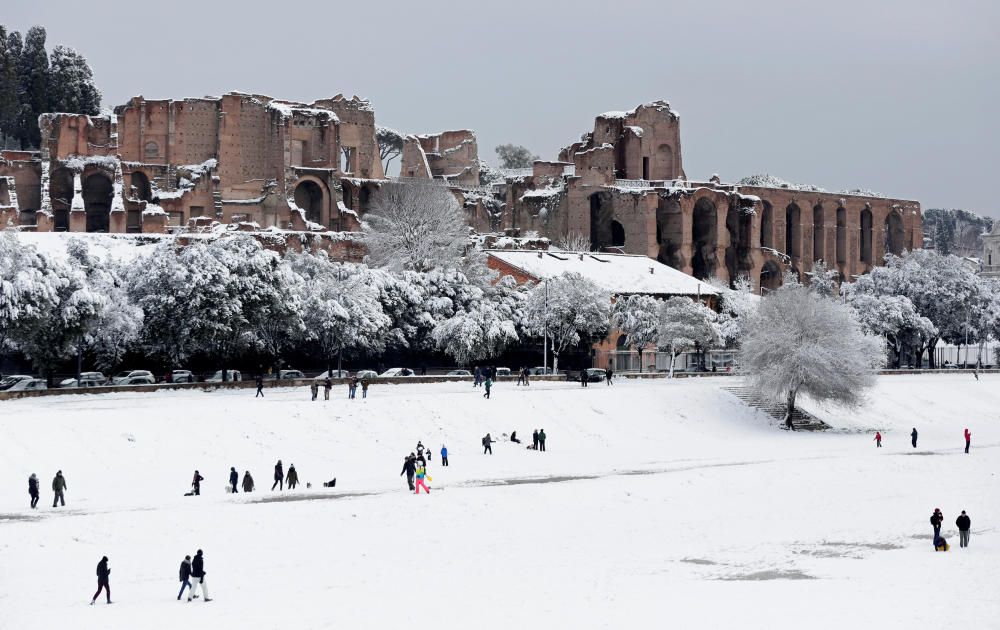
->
930;508;973;551
309;376;371;401
26;470;67;509
401;442;444;494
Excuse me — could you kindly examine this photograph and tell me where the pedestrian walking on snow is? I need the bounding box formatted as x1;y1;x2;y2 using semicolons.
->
361;377;370;398
516;367;524;386
483;377;492;399
229;467;238;493
191;470;204;496
401;454;417;491
964;428;971;454
483;433;494;454
255;375;264;398
349;376;359;399
416;442;425;459
930;508;944;538
538;429;547;452
532;430;539;450
188;549;211;602
272;460;284;491
956;511;972;548
441;445;449;466
874;431;882;448
90;556;111;605
911;427;918;448
52;470;67;507
323;377;332;400
580;370;588;387
242;471;254;493
606;366;613;385
286;464;299;490
474;366;482;387
28;473;39;509
178;555;193;600
310;381;318;401
414;464;432;494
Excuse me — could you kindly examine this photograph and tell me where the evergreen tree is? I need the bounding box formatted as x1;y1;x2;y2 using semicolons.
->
5;29;23;148
47;45;100;115
0;26;19;148
16;26;48;149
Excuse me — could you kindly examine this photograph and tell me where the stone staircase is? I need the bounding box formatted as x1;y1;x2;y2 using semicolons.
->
721;386;830;431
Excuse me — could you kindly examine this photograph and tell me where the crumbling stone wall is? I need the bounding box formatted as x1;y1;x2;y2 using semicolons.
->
400;130;479;185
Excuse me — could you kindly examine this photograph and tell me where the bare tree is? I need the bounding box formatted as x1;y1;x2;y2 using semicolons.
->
362;182;468;273
555;233;593;252
740;281;885;425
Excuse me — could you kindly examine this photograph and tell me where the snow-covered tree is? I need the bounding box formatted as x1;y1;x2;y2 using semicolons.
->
523;272;610;371
707;275;758;347
806;260;838;298
0;27;19;149
46;45;101;115
376;126;404;175
611;294;661;372
0;230;60;351
495;144;538;169
656;297;719;377
432;296;519;366
846;292;936;369
15;26;48;149
740;281;885;424
363;182;469;273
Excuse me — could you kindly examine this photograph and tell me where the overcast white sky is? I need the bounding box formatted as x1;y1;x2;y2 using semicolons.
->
5;0;999;216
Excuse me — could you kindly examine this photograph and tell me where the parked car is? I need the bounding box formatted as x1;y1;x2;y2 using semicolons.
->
263;369;305;380
447;369;471;376
312;370;349;380
354;370;378;380
494;367;512;377
584;368;606;382
58;372;107;388
380;367;415;377
165;369;195;383
111;370;156;385
0;375;38;391
3;377;47;392
205;370;242;383
529;366;555;375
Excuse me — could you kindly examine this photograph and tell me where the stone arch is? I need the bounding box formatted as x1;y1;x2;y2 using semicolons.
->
860;207;873;264
725;203;753;285
611;220;625;247
884;210;905;257
656;195;683;269
50;167;74;232
785;203;802;259
293;179;326;225
589;191;614;251
836;207;847;264
691;197;718;280
760;200;773;249
341;180;355;212
813;204;825;262
653;143;674;180
760;260;782;292
82;172;113;233
129;171;152;202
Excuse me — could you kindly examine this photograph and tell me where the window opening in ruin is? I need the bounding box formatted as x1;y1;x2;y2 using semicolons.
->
725;204;753;285
340;147;356;173
611;220;626;247
190;206;204;218
168;212;183;227
589;192;614;251
813;204;824;262
130;172;152;202
656;196;683;269
341;182;355;211
50;168;73;232
359;186;372;214
785;203;802;259
82;173;113;233
654;144;673;180
691;197;718;280
760;260;782;292
126;208;142;234
20;209;37;226
144;141;159;158
642;157;650;180
760;201;773;249
884;211;904;257
860;208;873;264
836;207;847;264
293;180;324;225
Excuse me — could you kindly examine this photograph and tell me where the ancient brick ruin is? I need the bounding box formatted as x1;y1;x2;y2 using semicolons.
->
0;93;922;287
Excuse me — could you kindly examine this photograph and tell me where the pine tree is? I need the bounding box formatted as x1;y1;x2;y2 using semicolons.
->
48;45;100;115
16;26;49;149
0;26;20;149
5;29;23;148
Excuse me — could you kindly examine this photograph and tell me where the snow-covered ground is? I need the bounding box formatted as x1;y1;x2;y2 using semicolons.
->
0;374;996;629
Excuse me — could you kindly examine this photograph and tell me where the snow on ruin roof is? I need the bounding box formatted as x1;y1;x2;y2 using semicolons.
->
487;250;717;297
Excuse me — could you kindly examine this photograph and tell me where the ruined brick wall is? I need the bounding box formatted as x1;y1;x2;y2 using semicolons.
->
401;130;479;185
313;95;379;179
0;154;41;215
39;114;114;161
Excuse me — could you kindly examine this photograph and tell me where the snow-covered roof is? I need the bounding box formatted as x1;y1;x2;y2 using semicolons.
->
487;250;717;297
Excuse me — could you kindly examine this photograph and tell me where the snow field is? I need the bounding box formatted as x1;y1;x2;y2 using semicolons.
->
0;374;997;629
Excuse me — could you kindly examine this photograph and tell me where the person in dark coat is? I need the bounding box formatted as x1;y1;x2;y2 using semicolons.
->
255;375;264;397
510;430;521;444
401;454;417;491
178;555;193;600
191;470;204;496
324;378;332;400
310;381;319;401
523;367;530;386
516;367;525;386
874;431;882;447
361;377;370;398
538;429;547;452
483;377;492;399
580;370;588;387
90;556;111;605
286;464;299;490
272;460;283;491
52;470;67;507
441;445;449;466
482;433;493;455
229;467;239;493
473;366;482;387
28;473;39;509
188;549;210;602
241;471;254;493
930;508;944;538
532;430;539;450
911;427;918;448
956;511;972;548
349;376;359;399
605;366;613;385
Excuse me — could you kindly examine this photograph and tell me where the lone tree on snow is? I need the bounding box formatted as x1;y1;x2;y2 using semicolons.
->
740;281;885;425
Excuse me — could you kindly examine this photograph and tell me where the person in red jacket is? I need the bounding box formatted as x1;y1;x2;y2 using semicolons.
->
964;428;971;454
874;431;882;448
